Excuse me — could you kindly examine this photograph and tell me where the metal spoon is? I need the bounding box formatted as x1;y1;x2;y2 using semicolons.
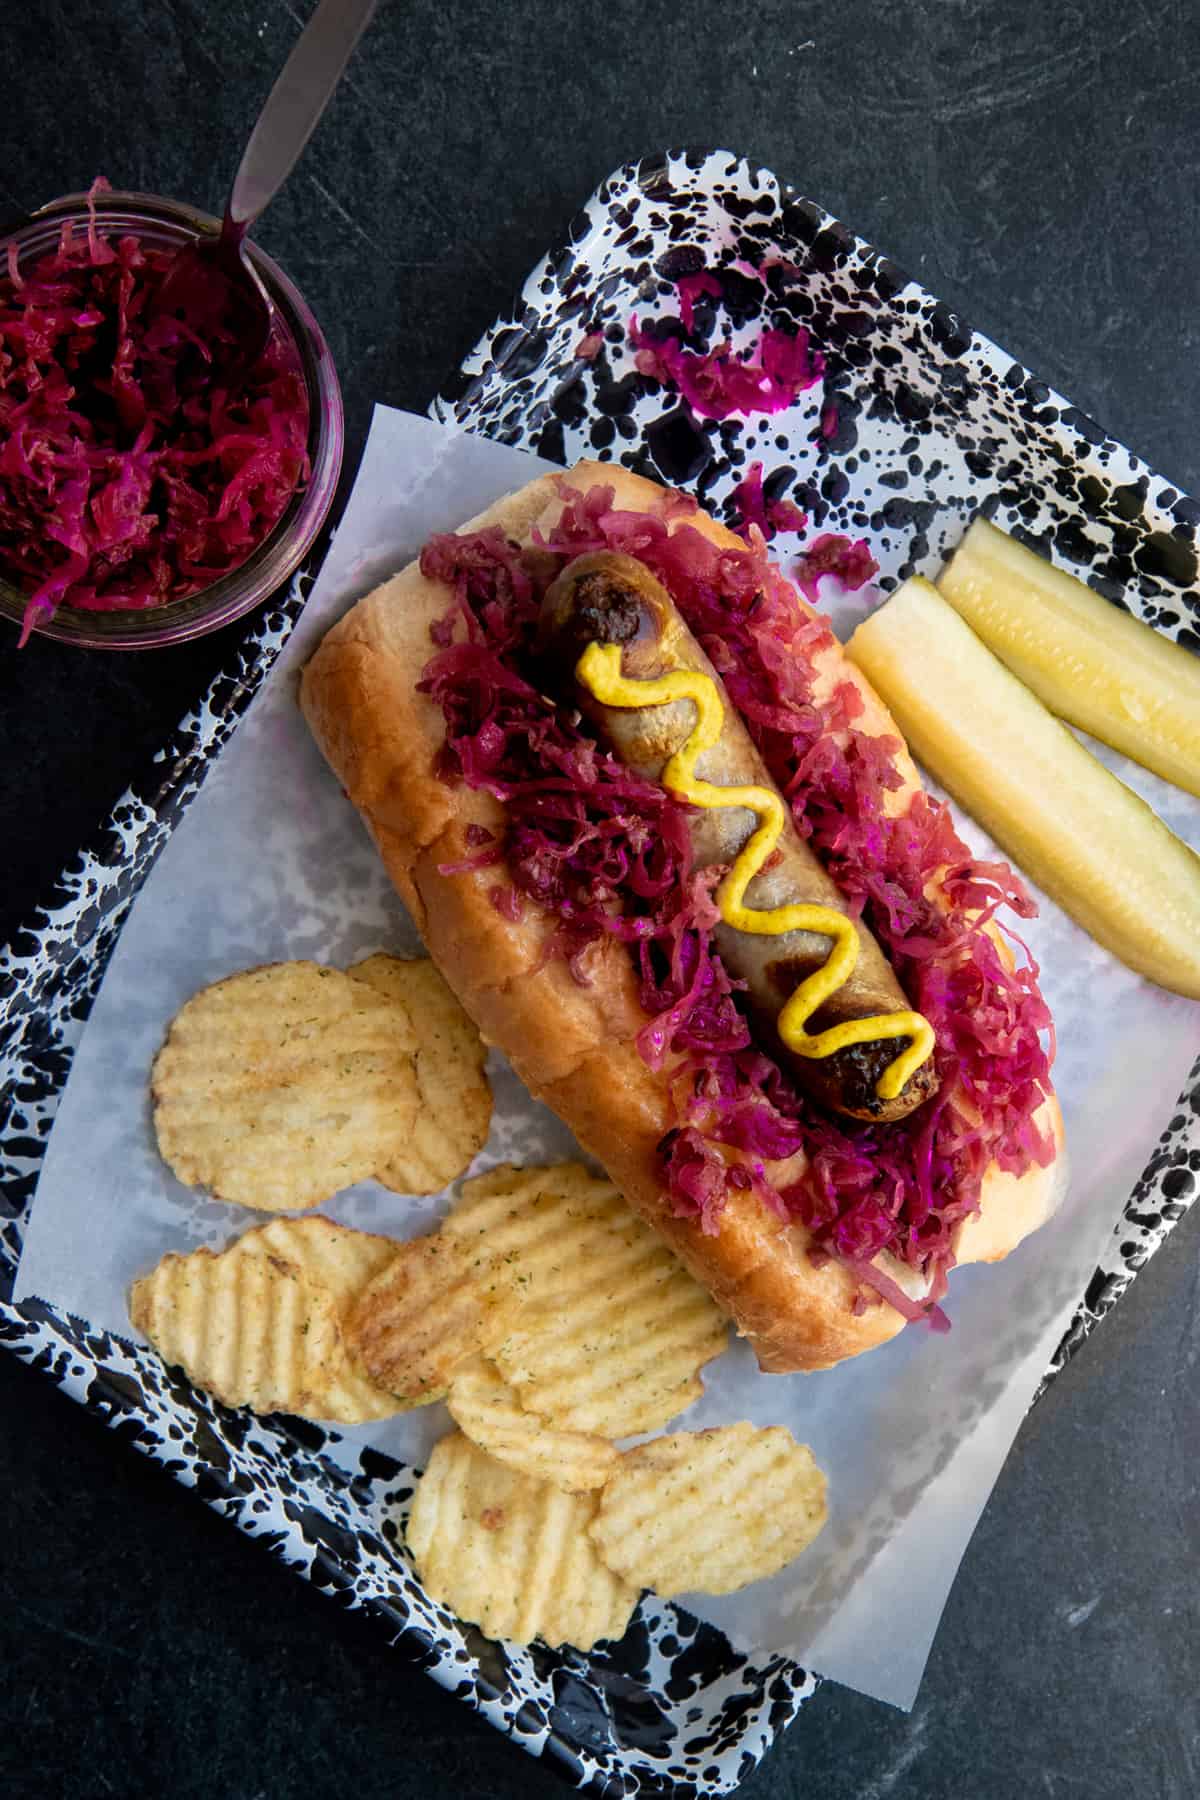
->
156;0;377;372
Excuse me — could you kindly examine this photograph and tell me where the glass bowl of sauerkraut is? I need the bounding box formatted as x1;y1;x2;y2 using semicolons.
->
0;184;342;648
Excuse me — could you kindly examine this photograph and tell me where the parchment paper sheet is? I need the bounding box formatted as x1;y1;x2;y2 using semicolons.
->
17;407;1200;1709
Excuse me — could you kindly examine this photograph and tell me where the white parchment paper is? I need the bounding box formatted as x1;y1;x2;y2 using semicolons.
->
17;406;1200;1709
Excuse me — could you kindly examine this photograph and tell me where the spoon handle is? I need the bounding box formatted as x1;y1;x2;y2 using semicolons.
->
226;0;378;236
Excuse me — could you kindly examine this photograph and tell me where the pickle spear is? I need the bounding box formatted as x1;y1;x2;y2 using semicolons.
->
846;577;1200;999
938;517;1200;798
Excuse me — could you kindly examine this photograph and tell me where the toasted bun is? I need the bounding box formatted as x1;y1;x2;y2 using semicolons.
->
300;462;1064;1372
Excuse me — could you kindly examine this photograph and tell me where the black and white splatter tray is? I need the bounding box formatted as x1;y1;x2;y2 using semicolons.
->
3;150;1199;1798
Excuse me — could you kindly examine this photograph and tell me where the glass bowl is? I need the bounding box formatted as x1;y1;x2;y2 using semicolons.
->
0;190;343;650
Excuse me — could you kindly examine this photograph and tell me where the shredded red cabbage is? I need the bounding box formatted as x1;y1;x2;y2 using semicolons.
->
793;532;878;603
675;272;723;333
730;461;808;543
626;266;825;422
629;315;824;422
419;482;1055;1311
0;179;310;643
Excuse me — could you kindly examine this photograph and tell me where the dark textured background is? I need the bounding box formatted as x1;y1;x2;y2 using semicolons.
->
2;2;1199;1795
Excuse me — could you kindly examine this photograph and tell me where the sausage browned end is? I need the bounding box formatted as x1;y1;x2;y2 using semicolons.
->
537;551;939;1124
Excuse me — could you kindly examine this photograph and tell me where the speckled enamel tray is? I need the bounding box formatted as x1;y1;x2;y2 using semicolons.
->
2;149;1197;1798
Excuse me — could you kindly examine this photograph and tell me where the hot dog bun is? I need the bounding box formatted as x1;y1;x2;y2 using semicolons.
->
300;463;1065;1373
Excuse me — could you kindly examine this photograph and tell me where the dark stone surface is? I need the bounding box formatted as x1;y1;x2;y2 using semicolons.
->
1;1;1198;1794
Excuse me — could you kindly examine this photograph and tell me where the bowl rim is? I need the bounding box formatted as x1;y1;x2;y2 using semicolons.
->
0;187;344;650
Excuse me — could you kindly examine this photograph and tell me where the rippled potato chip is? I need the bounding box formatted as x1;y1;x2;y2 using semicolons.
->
151;962;419;1212
406;1432;639;1650
343;1233;492;1405
446;1360;618;1493
234;1213;399;1307
588;1423;828;1596
348;955;491;1195
227;1215;406;1400
443;1163;728;1436
129;1220;404;1422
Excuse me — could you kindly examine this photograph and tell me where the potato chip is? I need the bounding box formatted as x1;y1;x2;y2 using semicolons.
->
343;1233;491;1405
129;1227;404;1423
588;1423;828;1596
151;961;420;1211
446;1360;618;1492
231;1213;399;1304
406;1431;639;1649
440;1163;550;1253
443;1163;728;1436
225;1214;406;1404
347;954;491;1194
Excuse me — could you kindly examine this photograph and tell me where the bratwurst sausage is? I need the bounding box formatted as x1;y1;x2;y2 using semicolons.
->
537;550;939;1124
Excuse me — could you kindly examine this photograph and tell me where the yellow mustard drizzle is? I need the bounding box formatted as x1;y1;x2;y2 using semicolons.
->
576;642;935;1102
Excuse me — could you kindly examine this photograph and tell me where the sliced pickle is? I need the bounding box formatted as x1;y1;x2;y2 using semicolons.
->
938;517;1200;798
846;577;1200;999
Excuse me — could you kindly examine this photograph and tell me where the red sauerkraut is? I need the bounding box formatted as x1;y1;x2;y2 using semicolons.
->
629;316;824;422
730;461;808;543
418;483;1055;1316
794;532;878;603
0;180;310;643
627;266;825;422
674;272;723;332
